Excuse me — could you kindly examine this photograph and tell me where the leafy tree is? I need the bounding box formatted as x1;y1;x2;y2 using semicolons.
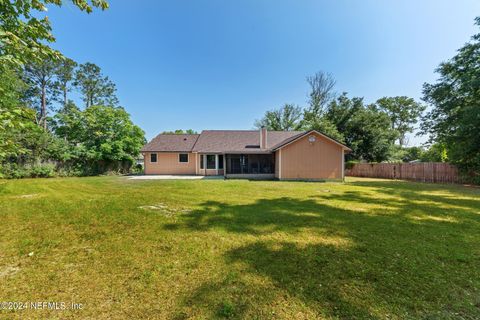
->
324;93;363;138
22;58;61;129
52;100;84;144
77;105;145;171
55;58;77;107
388;145;425;163
0;64;35;160
162;129;198;134
74;62;119;108
422;17;480;180
376;96;425;146
255;104;304;131
304;117;344;142
401;146;425;162
0;0;108;65
345;104;398;162
420;143;448;163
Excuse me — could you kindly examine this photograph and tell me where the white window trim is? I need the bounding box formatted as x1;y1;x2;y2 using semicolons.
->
178;153;189;163
150;153;158;163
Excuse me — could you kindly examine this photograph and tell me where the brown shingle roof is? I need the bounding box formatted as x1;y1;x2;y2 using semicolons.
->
141;134;199;152
140;129;350;153
192;130;303;153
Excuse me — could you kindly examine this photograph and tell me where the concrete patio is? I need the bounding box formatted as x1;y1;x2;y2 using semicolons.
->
128;175;224;180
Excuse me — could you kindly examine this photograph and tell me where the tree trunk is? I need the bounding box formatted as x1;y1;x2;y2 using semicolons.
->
41;82;47;130
63;84;67;107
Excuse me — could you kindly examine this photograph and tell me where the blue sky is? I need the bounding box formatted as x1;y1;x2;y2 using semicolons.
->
47;0;480;145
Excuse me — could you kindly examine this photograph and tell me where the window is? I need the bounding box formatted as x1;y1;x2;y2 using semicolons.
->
218;155;224;169
206;155;216;169
179;153;188;163
150;153;157;163
200;155;204;169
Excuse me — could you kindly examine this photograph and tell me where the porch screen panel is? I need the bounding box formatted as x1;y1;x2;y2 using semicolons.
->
226;154;274;174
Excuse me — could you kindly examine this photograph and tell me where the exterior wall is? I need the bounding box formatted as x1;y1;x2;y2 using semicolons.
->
278;132;343;180
144;152;196;175
274;151;280;178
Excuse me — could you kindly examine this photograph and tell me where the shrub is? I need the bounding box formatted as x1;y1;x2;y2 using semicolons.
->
0;163;29;179
29;164;56;178
0;163;56;179
345;160;359;170
130;163;144;175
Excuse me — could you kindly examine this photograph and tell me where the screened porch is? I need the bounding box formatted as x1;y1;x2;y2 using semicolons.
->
225;154;275;175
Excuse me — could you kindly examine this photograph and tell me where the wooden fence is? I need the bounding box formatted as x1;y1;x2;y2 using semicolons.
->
345;162;463;184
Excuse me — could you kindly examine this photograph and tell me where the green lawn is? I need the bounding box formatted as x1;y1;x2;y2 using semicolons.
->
1;177;479;319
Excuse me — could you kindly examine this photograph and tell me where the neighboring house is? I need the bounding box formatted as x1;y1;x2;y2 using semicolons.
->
141;128;351;180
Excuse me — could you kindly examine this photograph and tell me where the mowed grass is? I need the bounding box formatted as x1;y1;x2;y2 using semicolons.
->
1;177;480;319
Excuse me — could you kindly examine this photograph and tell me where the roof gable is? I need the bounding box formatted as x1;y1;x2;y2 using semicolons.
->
272;130;351;151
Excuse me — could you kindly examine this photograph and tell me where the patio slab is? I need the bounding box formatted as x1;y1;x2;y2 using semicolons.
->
128;175;224;180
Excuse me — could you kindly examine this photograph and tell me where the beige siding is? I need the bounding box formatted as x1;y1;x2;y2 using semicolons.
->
275;151;280;178
279;132;343;180
144;152;196;175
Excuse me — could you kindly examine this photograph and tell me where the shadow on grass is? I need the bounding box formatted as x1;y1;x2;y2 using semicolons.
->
167;181;480;319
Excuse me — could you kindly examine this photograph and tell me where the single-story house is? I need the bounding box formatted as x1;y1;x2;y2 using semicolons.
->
141;128;351;180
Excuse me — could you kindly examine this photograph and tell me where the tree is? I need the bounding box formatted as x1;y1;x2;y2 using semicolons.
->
74;62;119;108
420;143;448;162
388;146;425;163
55;58;77;107
80;105;145;171
303;71;336;124
376;96;425;146
22;58;60;129
306;71;336;114
53;100;84;144
53;104;145;173
422;17;480;180
345;104;398;162
0;64;35;160
324;93;363;136
255;104;304;131
304;117;344;142
162;129;198;134
401;146;424;162
0;0;108;65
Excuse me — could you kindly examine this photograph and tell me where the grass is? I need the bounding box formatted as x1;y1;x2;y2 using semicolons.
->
0;176;480;319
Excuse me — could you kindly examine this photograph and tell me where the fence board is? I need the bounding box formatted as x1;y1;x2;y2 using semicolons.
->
345;163;463;184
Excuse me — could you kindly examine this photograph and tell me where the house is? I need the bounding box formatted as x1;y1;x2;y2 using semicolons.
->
141;128;351;180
